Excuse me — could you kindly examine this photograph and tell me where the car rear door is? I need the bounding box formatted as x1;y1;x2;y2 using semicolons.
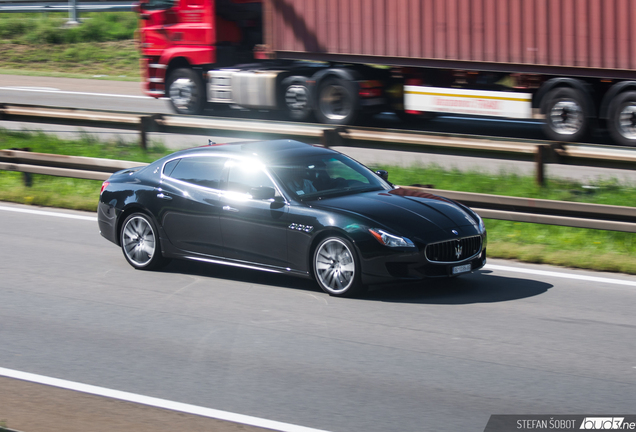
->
158;155;226;257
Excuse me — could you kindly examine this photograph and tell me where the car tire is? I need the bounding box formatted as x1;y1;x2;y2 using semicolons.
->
167;68;205;115
120;213;169;270
282;76;314;122
313;236;365;297
315;76;359;125
542;87;590;142
607;91;636;147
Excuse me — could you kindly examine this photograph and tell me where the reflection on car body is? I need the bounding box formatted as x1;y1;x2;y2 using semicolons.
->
98;140;487;297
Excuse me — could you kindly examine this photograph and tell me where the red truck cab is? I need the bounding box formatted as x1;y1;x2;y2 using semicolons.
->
136;0;262;112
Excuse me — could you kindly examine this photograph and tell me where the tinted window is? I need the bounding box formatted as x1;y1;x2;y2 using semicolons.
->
271;153;389;199
163;159;180;177
168;156;226;189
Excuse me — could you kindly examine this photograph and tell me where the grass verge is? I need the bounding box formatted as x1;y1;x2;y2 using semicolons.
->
1;129;635;275
0;12;140;79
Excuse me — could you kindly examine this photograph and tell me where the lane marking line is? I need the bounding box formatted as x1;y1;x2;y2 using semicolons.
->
0;87;152;100
485;264;636;287
0;367;331;432
0;205;97;221
2;204;635;287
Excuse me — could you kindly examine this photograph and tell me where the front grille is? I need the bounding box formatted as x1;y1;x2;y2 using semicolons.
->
425;235;482;263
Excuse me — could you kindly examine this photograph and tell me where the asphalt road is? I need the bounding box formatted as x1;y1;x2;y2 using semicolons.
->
0;202;635;432
1;75;635;183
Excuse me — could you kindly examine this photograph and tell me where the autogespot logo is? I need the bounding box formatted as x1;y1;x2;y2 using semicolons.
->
580;417;630;429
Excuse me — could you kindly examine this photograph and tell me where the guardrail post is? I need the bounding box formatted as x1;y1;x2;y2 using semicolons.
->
140;117;149;150
66;0;80;26
535;144;548;186
321;127;347;148
139;114;164;150
10;148;33;187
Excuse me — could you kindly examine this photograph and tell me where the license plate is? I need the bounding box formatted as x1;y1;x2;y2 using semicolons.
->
452;263;471;275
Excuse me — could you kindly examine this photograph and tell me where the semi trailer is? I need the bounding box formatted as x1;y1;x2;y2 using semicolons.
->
136;0;636;146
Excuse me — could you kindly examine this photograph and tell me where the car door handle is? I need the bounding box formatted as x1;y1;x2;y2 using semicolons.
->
157;193;172;200
223;205;238;212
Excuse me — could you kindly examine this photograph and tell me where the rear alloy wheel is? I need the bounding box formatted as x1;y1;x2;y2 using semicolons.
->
543;87;590;142
121;213;168;270
313;237;364;297
608;91;636;146
167;68;205;115
315;77;359;125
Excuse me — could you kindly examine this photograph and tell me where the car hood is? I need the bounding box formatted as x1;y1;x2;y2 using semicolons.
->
313;187;481;238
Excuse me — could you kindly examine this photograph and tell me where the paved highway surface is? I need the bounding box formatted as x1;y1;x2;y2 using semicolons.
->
1;75;635;183
0;202;635;432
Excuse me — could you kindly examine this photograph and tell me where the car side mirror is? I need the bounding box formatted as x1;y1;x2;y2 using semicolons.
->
250;186;276;200
375;170;389;181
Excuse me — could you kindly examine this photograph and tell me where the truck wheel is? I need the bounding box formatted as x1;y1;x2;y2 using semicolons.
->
607;91;636;146
542;87;590;142
315;77;359;125
282;76;313;122
167;68;205;115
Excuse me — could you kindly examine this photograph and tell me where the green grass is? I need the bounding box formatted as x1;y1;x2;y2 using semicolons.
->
0;12;137;43
1;129;635;275
381;163;636;206
0;12;140;78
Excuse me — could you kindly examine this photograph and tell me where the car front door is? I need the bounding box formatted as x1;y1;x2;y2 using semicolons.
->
220;159;289;268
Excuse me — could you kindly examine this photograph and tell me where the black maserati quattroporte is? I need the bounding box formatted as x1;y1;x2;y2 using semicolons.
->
98;140;486;297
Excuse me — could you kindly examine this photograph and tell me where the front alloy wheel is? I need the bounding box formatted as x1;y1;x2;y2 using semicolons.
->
313;237;364;297
121;213;168;270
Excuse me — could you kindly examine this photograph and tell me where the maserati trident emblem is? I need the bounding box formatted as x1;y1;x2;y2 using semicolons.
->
451;229;459;235
455;241;463;259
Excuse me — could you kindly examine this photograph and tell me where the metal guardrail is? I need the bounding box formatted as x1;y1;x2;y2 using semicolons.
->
2;103;636;183
1;149;635;233
0;0;133;12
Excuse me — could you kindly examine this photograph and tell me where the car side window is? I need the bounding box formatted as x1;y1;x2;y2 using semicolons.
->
163;159;180;177
226;160;279;198
167;156;226;190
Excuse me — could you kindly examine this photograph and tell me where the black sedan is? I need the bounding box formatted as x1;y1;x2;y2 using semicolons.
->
98;140;487;297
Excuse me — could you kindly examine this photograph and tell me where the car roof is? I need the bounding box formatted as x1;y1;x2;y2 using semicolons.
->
171;140;334;163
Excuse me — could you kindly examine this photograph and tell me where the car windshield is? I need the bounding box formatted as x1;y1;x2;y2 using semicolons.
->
269;153;391;200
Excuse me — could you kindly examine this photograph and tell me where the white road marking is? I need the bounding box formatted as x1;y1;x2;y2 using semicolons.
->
1;204;635;287
0;86;152;99
0;205;97;221
4;86;61;91
0;367;332;432
485;264;636;287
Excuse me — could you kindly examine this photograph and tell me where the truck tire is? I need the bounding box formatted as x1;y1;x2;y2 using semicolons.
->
167;68;205;115
607;91;636;146
315;76;359;125
282;76;313;122
542;87;590;142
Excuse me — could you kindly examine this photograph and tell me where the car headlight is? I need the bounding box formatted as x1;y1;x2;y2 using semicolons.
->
369;229;415;248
